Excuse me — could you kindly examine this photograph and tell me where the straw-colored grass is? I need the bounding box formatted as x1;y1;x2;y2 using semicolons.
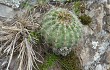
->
0;10;43;70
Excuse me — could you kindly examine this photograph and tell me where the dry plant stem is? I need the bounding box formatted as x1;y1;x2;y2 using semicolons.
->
0;34;14;41
6;32;19;70
0;7;43;70
1;27;42;70
2;26;21;31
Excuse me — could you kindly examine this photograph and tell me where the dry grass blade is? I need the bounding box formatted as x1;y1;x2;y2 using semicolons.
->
0;9;43;70
0;34;14;41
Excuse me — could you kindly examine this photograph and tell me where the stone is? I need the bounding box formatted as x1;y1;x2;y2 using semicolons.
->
53;47;72;56
0;4;15;20
0;0;25;8
107;0;110;4
0;0;38;9
103;15;110;33
28;0;37;6
80;47;90;66
79;0;110;70
95;64;107;70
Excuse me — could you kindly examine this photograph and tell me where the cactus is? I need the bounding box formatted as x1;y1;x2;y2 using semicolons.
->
41;8;82;49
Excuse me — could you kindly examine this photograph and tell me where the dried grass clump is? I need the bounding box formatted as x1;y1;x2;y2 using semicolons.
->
0;10;43;70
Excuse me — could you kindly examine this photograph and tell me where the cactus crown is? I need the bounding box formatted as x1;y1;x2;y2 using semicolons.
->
41;8;82;48
57;11;72;24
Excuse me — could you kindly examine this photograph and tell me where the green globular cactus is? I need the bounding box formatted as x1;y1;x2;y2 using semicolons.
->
41;8;82;49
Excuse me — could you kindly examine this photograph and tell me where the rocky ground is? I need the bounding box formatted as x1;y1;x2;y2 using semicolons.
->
0;0;110;70
79;0;110;70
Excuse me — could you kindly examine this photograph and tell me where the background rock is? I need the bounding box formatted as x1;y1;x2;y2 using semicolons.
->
0;0;25;8
0;4;15;20
0;0;110;70
79;0;110;70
